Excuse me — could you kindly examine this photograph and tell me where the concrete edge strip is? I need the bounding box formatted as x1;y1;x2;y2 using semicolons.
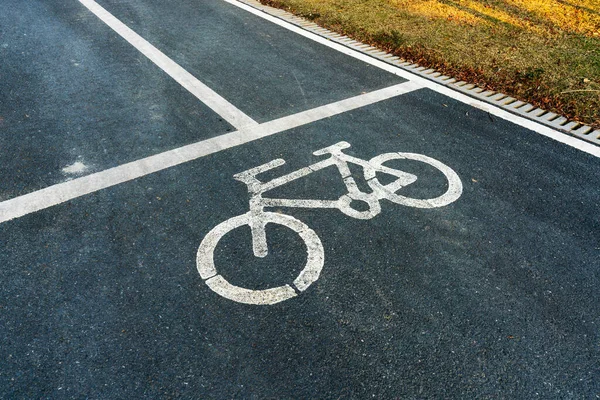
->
0;82;420;224
229;0;600;149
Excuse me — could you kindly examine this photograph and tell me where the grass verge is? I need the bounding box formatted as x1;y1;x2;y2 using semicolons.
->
260;0;600;128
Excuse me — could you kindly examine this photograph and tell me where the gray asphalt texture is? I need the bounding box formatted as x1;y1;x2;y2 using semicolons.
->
1;0;599;399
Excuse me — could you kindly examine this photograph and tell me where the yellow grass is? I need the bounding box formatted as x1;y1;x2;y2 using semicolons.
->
390;1;483;25
505;0;600;36
389;0;600;36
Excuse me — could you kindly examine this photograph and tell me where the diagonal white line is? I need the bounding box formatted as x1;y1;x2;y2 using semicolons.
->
78;0;258;130
0;81;421;224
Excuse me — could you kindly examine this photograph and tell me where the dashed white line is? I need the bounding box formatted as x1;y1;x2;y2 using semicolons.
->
78;0;258;130
0;81;420;223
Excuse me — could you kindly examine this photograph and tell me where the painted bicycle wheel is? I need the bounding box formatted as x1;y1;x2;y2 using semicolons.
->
196;212;324;305
366;152;463;208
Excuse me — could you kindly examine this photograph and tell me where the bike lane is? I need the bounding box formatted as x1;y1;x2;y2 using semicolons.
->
1;87;598;397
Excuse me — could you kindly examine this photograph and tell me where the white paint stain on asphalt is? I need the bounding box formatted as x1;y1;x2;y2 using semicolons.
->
62;161;88;175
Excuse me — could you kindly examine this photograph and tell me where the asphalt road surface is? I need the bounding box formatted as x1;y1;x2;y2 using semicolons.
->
1;0;599;398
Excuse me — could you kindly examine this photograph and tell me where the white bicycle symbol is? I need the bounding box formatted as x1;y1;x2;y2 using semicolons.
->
197;141;463;305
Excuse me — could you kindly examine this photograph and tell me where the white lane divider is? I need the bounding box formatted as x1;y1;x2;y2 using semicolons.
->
78;0;258;130
197;141;463;305
0;81;421;224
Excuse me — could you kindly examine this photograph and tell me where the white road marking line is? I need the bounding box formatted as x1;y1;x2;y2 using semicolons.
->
78;0;258;130
222;0;600;158
0;81;420;224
